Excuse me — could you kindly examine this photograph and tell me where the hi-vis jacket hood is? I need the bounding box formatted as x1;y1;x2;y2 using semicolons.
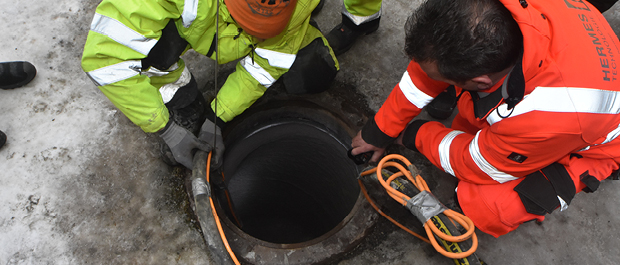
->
82;0;331;132
364;0;620;185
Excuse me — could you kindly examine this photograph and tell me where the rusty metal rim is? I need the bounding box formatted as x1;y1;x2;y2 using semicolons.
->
207;100;378;264
215;189;366;249
215;191;378;264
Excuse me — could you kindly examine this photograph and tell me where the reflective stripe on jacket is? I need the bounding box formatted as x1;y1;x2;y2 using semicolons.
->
364;0;620;184
81;0;335;132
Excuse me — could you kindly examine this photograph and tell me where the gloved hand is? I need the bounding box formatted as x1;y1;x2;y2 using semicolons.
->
159;121;212;169
198;119;225;169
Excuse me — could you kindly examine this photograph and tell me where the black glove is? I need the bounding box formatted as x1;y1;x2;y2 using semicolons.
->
159;121;212;169
198;119;225;169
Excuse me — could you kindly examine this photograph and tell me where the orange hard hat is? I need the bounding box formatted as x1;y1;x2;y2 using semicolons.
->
225;0;298;40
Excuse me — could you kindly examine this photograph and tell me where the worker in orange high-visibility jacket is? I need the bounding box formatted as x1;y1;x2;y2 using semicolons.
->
351;0;620;237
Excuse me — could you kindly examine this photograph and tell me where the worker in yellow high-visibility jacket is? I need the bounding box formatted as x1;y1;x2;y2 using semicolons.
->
81;0;339;169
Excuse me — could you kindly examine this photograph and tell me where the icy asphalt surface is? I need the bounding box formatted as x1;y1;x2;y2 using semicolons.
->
2;0;620;264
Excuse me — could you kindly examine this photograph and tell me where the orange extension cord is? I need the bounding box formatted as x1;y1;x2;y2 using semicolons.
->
359;154;478;259
205;151;477;263
206;151;241;265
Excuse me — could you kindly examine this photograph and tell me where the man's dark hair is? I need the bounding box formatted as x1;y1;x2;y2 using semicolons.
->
404;0;523;82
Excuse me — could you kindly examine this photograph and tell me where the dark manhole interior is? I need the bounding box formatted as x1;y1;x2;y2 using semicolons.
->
216;116;360;244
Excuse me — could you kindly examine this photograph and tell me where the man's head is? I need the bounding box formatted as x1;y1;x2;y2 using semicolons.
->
226;0;298;40
405;0;523;90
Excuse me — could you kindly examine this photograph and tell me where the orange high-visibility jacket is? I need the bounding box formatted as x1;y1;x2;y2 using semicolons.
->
363;0;620;187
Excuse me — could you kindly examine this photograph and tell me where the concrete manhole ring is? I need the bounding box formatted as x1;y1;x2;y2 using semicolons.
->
191;100;378;265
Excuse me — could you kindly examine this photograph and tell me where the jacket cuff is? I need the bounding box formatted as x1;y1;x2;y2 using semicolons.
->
401;120;431;152
361;117;396;148
157;118;173;135
205;105;227;129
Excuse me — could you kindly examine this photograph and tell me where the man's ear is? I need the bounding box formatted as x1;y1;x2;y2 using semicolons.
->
471;75;494;90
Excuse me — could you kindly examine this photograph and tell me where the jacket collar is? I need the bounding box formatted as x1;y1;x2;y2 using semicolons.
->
470;0;550;119
471;53;525;119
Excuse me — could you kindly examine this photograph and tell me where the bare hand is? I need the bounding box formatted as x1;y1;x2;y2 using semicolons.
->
351;131;385;162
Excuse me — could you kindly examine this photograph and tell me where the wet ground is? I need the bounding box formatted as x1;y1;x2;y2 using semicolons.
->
2;0;620;264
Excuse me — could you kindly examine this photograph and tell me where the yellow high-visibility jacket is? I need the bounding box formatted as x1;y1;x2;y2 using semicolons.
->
81;0;337;132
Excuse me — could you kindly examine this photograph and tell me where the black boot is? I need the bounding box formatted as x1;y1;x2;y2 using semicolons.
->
325;14;380;56
0;61;36;90
0;130;6;149
426;85;458;120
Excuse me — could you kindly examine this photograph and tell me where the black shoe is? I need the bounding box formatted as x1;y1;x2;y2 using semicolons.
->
325;15;380;56
426;85;458;120
0;130;6;149
0;61;36;90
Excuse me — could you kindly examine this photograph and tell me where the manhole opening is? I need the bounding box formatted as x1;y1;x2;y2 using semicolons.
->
214;111;360;245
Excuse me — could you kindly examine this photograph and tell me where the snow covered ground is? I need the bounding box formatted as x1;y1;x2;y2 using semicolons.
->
2;0;620;264
1;0;210;263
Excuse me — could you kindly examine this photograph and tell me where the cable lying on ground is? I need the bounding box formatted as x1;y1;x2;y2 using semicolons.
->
359;154;478;260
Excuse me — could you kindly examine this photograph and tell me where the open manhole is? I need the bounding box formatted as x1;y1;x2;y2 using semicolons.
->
202;101;378;264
